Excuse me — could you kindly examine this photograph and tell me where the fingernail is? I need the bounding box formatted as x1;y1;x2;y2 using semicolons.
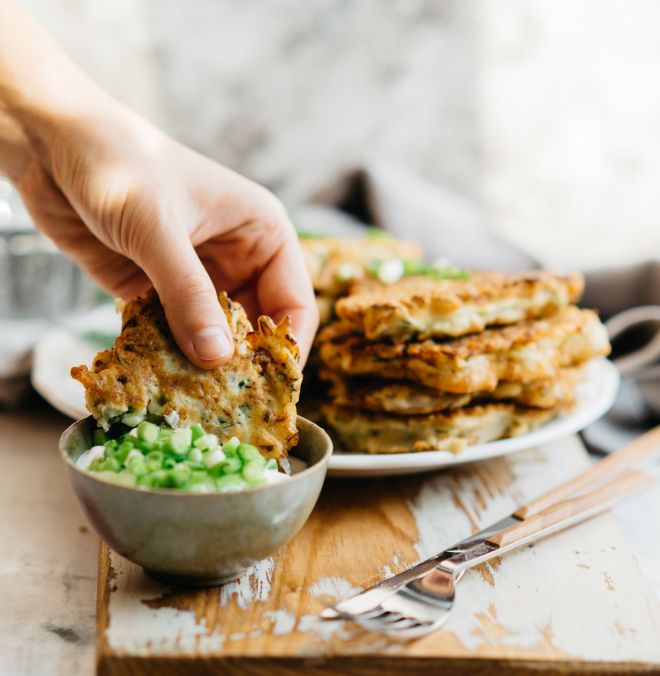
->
192;326;233;362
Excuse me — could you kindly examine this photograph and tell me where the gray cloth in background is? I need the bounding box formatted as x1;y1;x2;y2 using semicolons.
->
582;261;660;316
293;162;660;453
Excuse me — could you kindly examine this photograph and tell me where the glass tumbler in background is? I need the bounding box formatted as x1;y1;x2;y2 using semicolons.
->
0;177;99;320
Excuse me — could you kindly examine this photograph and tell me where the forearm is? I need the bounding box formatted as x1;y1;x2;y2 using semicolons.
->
0;0;109;182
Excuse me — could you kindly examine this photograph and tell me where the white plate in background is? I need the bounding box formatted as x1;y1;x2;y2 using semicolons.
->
31;306;618;477
32;304;120;420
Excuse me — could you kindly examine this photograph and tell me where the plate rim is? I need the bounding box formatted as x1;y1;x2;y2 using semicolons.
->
31;326;95;421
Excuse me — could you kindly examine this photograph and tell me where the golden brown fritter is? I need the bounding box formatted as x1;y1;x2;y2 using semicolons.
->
300;236;422;298
71;290;302;460
320;365;584;414
318;306;610;393
335;271;585;340
323;402;559;454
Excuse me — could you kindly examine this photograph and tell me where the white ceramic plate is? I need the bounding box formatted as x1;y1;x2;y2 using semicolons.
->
32;304;121;421
32;305;619;477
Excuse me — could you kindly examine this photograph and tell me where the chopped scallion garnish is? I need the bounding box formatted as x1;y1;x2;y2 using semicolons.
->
78;421;285;492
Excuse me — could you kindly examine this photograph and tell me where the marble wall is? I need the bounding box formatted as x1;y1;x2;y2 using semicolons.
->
18;0;660;269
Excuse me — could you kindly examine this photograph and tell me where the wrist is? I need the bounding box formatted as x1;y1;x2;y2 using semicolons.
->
12;80;109;162
3;79;147;192
0;88;102;187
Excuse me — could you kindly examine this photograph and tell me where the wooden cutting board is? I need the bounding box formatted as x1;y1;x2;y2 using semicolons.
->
96;436;660;675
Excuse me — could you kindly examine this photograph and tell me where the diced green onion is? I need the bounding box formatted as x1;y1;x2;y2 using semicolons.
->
191;423;206;441
122;412;145;427
365;227;392;241
242;461;266;485
126;454;147;476
145;451;164;472
401;258;470;280
187;447;203;464
84;422;285;493
114;441;134;463
237;443;263;464
194;434;219;451
135;439;154;453
220;456;242;475
168;428;193;454
335;262;361;283
375;258;404;285
137;421;159;444
148;469;169;487
125;448;142;464
98;457;120;472
89;457;104;472
204;448;226;468
136;473;155;488
171;463;191;487
222;437;241;455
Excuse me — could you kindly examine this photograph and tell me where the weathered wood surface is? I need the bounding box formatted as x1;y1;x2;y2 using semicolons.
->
97;436;660;675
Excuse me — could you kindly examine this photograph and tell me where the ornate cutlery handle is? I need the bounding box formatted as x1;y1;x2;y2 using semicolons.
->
514;425;660;519
489;469;654;548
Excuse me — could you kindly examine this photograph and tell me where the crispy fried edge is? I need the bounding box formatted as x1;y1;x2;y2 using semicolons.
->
335;271;585;339
317;307;608;392
323;402;560;454
320;365;584;413
71;290;302;452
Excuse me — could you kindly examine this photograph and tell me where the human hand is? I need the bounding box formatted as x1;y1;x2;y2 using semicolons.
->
0;1;317;368
14;106;317;367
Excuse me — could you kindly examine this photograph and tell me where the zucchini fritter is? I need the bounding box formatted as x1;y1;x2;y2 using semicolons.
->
336;271;585;340
71;290;302;460
318;306;609;393
321;365;584;414
300;236;422;298
324;402;559;454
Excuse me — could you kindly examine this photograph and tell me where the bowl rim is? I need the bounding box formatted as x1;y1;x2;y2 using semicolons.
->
59;415;333;498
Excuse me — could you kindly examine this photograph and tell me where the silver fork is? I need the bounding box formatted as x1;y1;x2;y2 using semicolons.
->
322;426;660;639
333;469;653;639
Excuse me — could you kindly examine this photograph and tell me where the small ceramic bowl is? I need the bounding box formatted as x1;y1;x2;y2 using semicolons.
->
60;416;332;586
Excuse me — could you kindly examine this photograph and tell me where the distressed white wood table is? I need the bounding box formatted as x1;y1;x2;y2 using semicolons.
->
1;403;659;675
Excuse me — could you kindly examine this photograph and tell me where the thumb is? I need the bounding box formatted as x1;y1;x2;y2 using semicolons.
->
139;235;234;369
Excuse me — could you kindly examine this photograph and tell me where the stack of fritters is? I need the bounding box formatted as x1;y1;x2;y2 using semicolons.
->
298;234;422;418
316;272;611;453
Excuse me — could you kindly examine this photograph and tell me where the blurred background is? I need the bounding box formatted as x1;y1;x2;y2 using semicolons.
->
9;0;659;269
